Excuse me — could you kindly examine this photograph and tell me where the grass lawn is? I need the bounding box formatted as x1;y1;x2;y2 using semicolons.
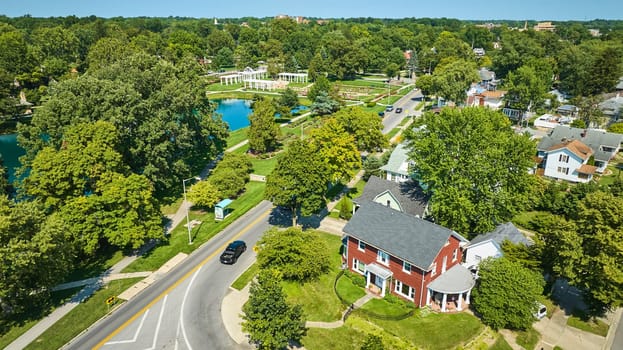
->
358;298;413;317
348;179;367;199
23;278;143;350
231;263;259;291
65;249;125;283
515;327;540;350
282;233;345;322
386;127;401;141
226;128;248;149
490;335;513;350
511;210;550;231
302;326;366;350
206;82;243;91
250;153;281;176
567;316;609;337
366;311;483;350
123;181;266;272
335;274;366;305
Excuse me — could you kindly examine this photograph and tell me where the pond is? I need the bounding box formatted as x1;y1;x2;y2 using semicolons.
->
0;133;25;183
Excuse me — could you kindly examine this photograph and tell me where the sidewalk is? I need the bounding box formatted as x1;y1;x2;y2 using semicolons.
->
533;308;606;350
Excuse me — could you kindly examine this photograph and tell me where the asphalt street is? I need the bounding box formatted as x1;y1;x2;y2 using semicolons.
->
613;312;623;350
382;88;423;134
65;200;274;350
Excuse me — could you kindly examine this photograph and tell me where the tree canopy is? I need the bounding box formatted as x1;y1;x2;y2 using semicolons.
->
404;107;536;235
247;98;281;154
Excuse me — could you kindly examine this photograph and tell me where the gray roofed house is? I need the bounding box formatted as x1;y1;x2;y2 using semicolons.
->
380;143;412;182
343;201;467;270
463;222;531;268
353;176;428;218
537;126;623;173
556;104;579;117
599;94;623;120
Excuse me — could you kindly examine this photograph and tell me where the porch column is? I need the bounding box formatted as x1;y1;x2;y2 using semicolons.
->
426;288;431;306
381;278;386;297
465;289;471;304
366;272;371;289
441;293;447;312
457;292;463;311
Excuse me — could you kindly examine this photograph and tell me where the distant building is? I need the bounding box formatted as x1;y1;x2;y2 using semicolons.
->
534;22;556;32
473;48;485;57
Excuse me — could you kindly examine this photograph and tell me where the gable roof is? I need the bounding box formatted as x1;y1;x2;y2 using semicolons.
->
380;143;410;176
479;68;495;81
344;201;467;270
354;176;428;217
470;222;531;247
547;139;593;160
537;126;623;162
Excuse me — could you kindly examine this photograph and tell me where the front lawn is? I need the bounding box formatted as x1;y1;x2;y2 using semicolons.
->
282;233;345;322
567;315;609;337
250;153;281;176
515;327;540;350
302;326;365;350
226;128;248;149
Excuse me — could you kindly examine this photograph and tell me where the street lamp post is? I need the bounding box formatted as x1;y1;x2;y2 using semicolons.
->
182;176;201;245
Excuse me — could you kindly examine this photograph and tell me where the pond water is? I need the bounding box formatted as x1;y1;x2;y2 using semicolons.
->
0;133;25;183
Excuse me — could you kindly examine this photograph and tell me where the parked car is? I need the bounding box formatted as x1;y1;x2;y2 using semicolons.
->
378;111;385;117
385;106;394;112
395;107;403;113
534;303;547;320
220;240;247;264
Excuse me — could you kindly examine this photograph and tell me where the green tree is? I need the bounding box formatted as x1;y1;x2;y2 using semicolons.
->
503;65;548;114
247;98;281;153
362;156;383;181
187;180;221;208
333;106;388;152
242;269;306;350
571;119;587;129
472;258;545;330
311;91;340;116
212;47;234;70
571;95;606;128
432;59;479;105
279;87;300;109
415;74;434;96
338;196;353;220
404;107;536;234
265;139;328;226
208;167;247;199
360;334;385;350
309;119;361;183
608;123;623;134
256;227;330;281
307;74;331;102
385;63;400;80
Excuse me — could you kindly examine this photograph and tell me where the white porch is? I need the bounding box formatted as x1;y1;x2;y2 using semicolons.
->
364;263;393;297
426;264;475;312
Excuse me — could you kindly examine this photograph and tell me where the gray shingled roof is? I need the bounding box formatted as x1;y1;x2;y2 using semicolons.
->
380;143;410;176
479;68;494;81
470;222;531;247
354;176;428;218
537;126;623;162
343;201;467;270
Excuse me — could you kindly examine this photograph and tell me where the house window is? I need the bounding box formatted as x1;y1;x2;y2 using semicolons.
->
377;250;390;266
444;239;450;247
353;259;365;275
475;255;482;262
394;280;415;300
403;261;411;274
431;262;437;276
452;248;458;262
358;240;365;251
558;154;569;163
557;167;569;175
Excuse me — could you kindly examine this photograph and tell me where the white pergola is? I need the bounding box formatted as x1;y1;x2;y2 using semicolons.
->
220;74;242;85
278;72;308;83
240;68;267;81
243;79;277;91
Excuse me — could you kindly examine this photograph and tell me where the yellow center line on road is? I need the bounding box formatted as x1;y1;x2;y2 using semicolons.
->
93;208;271;349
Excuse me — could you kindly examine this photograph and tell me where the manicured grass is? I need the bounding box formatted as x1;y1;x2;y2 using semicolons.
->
365;311;483;350
386;127;401;141
65;249;125;283
302;326;365;350
231;263;259;291
335;274;366;305
515;327;540;350
160;196;183;216
250;154;281;176
206;82;244;91
122;181;266;272
348;179;367;199
226;128;249;149
282;233;345;322
358;298;413;317
490;335;513;350
511;210;550;230
567;316;609;337
24;278;143;350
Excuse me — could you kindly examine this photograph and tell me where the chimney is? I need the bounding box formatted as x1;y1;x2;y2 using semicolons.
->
581;129;587;138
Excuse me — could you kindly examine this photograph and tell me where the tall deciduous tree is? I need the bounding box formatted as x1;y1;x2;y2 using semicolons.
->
404;107;536;234
333;106;388;152
242;270;306;350
265;139;328;226
472;257;545;330
309;119;361;183
432;59;479;105
188;180;221;208
503;65;548;114
247;98;281;153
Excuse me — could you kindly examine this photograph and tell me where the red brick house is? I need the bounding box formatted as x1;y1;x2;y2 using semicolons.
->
343;201;475;312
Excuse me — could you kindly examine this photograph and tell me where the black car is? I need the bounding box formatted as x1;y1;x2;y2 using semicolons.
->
395;107;403;113
378;111;385;117
220;240;247;264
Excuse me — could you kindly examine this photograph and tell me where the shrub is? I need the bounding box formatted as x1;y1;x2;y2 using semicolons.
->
338;197;353;220
366;101;377;108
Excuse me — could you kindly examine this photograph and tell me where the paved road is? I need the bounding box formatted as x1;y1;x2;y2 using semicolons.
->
613;310;623;350
382;88;423;134
65;201;274;350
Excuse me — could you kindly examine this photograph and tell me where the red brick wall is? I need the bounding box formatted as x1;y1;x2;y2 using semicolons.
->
347;234;464;307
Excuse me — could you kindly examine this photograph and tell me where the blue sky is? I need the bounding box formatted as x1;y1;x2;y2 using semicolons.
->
2;0;622;21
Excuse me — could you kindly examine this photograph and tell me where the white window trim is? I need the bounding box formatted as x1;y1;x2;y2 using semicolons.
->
452;248;458;262
402;261;411;274
394;280;415;300
358;240;365;252
353;258;366;275
377;250;390;266
431;262;437;276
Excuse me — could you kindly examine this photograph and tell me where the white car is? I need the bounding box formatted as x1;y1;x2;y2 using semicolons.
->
534;303;547;320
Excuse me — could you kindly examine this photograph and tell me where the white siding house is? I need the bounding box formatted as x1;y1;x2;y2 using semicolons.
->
543;141;596;183
463;222;532;269
380;143;412;182
463;240;502;268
